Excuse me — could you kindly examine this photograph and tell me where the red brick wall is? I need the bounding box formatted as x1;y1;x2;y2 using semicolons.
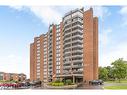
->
40;35;44;81
30;43;34;81
83;8;98;82
93;17;98;80
52;25;57;81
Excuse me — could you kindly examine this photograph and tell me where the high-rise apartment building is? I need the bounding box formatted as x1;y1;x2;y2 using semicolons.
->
30;8;98;83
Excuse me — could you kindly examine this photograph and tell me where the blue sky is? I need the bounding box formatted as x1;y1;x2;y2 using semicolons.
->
0;6;127;78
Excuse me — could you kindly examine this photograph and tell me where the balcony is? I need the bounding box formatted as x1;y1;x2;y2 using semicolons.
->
72;54;83;58
72;64;83;68
48;69;53;71
71;44;83;48
63;62;71;65
63;65;71;69
48;65;52;68
71;49;83;53
72;59;83;63
73;70;83;74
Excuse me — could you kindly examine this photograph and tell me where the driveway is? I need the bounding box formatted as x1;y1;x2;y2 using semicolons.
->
76;84;104;89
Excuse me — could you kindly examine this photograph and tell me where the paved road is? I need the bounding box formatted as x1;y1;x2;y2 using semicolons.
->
0;83;104;90
77;84;104;89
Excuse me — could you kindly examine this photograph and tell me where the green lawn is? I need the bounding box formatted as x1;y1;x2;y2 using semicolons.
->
104;86;127;89
104;80;127;89
105;80;127;83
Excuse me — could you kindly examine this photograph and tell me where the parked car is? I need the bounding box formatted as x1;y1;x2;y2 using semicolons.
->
89;80;104;85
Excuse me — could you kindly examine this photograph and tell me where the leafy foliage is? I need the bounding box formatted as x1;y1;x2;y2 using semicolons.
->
65;79;72;85
111;58;127;82
99;58;127;82
99;67;108;81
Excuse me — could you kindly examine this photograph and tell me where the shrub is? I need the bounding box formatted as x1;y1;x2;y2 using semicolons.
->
52;82;55;86
71;83;75;85
58;82;64;86
54;79;60;83
65;79;72;85
51;82;64;86
48;82;52;85
52;82;58;86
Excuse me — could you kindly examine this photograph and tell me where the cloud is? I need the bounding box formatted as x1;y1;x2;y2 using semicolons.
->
28;6;63;26
100;42;127;67
119;6;127;15
9;6;25;11
92;6;111;21
99;28;113;67
9;6;62;26
119;6;127;26
9;6;110;26
0;54;29;77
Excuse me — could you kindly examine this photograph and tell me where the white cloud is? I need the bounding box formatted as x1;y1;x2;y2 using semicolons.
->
9;6;25;11
28;6;63;26
9;6;110;26
119;6;127;26
0;54;29;78
119;6;127;15
100;42;127;67
92;6;111;21
99;28;113;67
9;6;63;26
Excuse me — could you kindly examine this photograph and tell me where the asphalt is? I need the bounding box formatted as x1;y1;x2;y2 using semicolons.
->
76;84;104;89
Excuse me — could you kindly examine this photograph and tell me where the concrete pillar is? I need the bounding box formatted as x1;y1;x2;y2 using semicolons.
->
73;76;75;84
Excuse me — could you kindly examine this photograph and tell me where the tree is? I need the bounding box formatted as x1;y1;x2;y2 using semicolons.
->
111;58;127;82
99;67;108;81
105;66;115;80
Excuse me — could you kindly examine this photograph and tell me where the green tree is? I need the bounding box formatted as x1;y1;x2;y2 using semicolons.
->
99;67;108;81
105;66;115;80
111;58;127;83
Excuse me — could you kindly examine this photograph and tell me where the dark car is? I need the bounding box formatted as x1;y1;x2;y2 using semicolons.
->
89;80;103;85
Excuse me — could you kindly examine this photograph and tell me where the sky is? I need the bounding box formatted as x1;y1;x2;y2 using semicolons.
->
0;6;127;78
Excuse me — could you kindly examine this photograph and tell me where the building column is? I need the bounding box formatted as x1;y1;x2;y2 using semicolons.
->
73;75;75;84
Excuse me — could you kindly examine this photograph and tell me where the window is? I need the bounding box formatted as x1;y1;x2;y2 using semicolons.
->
37;47;40;50
37;60;40;62
44;72;47;75
57;62;60;65
72;11;83;17
37;50;40;53
44;69;47;72
56;66;60;69
37;40;40;43
37;63;40;66
63;15;71;22
37;69;40;72
37;43;40;46
56;70;60;73
37;66;40;69
37;56;40;59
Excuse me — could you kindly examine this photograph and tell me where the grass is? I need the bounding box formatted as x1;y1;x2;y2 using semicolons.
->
105;80;127;83
104;79;127;89
104;86;127;89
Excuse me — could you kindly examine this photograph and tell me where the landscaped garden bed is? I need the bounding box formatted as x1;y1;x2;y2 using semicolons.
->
46;79;77;89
